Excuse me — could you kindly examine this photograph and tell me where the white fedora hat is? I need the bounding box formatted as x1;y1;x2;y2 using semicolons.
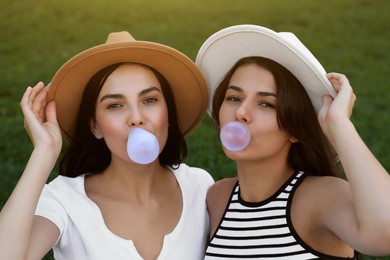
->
195;24;336;115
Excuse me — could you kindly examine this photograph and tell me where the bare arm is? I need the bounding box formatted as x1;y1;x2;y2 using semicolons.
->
206;178;237;238
0;82;62;259
318;73;390;255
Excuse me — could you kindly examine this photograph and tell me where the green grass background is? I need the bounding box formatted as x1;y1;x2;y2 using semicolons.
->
0;0;389;259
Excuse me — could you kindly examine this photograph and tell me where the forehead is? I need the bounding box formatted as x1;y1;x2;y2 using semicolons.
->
229;63;276;92
100;63;161;94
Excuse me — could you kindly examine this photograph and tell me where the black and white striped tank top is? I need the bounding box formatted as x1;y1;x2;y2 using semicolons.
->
205;171;356;259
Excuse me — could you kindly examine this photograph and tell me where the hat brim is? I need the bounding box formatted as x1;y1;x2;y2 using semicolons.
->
48;40;208;140
195;24;336;115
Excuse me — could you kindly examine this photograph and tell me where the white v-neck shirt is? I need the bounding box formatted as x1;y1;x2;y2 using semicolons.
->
35;164;214;259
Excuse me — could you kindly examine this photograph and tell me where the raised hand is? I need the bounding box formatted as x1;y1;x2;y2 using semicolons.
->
317;73;356;141
20;82;62;156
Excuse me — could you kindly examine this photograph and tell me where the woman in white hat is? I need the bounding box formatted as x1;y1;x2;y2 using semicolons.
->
196;24;390;259
0;31;214;259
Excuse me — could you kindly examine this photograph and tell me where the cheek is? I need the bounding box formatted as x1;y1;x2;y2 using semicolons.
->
250;121;291;148
152;103;168;127
219;104;234;124
156;121;168;145
151;106;169;145
95;113;125;137
253;116;279;135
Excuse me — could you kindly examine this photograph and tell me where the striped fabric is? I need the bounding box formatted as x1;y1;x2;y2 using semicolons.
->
204;172;355;259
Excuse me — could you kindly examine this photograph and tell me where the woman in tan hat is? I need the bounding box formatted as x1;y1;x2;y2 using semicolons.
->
196;24;390;259
0;32;214;259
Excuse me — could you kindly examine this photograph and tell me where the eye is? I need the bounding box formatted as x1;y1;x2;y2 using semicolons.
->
143;97;158;104
225;95;241;102
107;103;123;109
258;101;275;108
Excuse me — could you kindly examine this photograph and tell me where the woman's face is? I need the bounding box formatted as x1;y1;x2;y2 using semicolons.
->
92;63;169;164
219;63;295;162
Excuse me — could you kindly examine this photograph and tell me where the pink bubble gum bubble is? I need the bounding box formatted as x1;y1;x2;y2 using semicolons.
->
127;128;159;164
220;122;250;152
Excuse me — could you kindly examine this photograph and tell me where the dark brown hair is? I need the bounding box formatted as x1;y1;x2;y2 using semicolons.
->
212;56;339;177
59;63;187;177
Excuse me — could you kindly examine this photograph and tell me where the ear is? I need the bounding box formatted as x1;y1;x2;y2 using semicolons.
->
90;120;103;139
289;136;298;143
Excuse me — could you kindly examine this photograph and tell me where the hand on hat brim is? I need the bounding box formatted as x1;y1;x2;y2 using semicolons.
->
318;72;356;143
20;82;62;155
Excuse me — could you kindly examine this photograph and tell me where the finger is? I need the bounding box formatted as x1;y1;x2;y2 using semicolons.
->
20;84;45;137
45;101;58;125
326;72;347;81
31;83;48;122
326;73;350;93
20;86;33;111
20;82;45;113
322;94;334;108
318;95;333;120
21;87;32;134
29;82;45;101
326;73;356;119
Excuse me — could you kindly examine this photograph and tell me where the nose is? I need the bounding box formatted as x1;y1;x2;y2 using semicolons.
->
127;108;144;127
235;102;250;123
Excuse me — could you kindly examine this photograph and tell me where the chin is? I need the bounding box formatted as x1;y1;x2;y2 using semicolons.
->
223;148;248;161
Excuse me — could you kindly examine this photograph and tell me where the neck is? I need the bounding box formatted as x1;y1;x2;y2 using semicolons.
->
99;157;172;202
236;158;294;203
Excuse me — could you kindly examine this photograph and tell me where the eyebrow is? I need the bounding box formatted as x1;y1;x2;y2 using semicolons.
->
228;85;277;97
100;86;161;103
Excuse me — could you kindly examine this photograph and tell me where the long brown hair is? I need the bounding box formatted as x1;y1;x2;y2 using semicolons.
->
212;56;340;177
59;63;187;177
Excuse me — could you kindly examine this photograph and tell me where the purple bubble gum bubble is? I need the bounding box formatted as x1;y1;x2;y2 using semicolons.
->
220;122;250;152
127;128;159;164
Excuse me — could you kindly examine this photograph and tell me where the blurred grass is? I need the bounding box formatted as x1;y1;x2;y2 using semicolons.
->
0;0;389;259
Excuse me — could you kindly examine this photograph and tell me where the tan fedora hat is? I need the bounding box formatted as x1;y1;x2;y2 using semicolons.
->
196;24;336;115
47;31;208;140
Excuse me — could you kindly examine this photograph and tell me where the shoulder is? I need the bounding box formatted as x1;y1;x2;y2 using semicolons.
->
207;177;238;236
207;177;237;202
39;175;88;210
207;177;237;215
298;175;350;199
293;174;352;225
295;175;350;205
173;163;215;187
291;174;356;256
47;175;85;190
